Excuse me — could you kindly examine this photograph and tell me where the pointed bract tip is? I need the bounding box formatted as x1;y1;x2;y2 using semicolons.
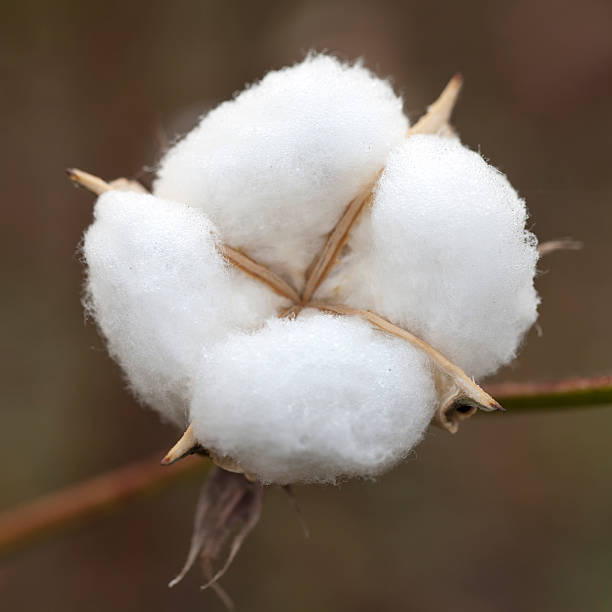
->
64;168;111;195
161;424;199;466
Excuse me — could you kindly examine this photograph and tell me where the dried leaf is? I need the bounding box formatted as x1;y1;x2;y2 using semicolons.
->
169;467;264;604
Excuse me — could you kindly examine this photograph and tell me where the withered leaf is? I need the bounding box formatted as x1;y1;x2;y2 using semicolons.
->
169;467;264;607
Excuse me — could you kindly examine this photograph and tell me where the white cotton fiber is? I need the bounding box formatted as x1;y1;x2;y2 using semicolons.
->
154;53;408;288
83;191;285;426
80;55;543;486
320;135;539;378
190;311;437;484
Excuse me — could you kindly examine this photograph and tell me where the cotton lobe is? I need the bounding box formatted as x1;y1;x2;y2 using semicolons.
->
83;191;285;426
320;135;539;378
191;312;437;484
154;54;408;288
81;54;540;484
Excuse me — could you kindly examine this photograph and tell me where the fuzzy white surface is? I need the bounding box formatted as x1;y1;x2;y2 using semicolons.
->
81;57;541;485
318;135;539;378
154;53;408;288
190;312;437;484
83;191;285;426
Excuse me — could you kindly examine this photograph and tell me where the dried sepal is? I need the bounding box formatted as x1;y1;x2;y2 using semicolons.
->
435;122;458;139
436;398;479;434
169;467;264;604
301;74;463;304
278;304;303;319
68;169;299;302
66;168;111;195
108;177;148;193
431;370;479;434
219;244;300;302
310;302;501;413
161;424;199;465
407;73;462;136
301;185;376;302
538;239;582;257
162;425;253;479
208;450;253;480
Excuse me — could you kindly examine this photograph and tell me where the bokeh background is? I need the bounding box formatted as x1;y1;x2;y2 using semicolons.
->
2;0;612;610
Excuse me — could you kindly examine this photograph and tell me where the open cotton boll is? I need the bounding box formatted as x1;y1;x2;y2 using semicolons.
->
83;191;285;426
324;135;539;379
154;53;408;288
190;311;437;484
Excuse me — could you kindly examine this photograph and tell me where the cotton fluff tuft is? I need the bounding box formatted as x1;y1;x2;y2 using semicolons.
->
83;191;285;426
190;312;437;484
81;58;541;486
321;135;539;378
154;53;408;287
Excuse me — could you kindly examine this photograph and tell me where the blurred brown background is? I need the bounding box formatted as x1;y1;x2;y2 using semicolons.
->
2;0;612;610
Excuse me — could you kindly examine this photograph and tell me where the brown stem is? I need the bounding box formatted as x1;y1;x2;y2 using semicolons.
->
3;375;610;555
485;376;612;410
0;453;208;554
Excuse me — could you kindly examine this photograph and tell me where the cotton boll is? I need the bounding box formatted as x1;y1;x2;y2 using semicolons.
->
324;135;539;379
154;53;408;288
83;191;286;426
190;311;437;484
